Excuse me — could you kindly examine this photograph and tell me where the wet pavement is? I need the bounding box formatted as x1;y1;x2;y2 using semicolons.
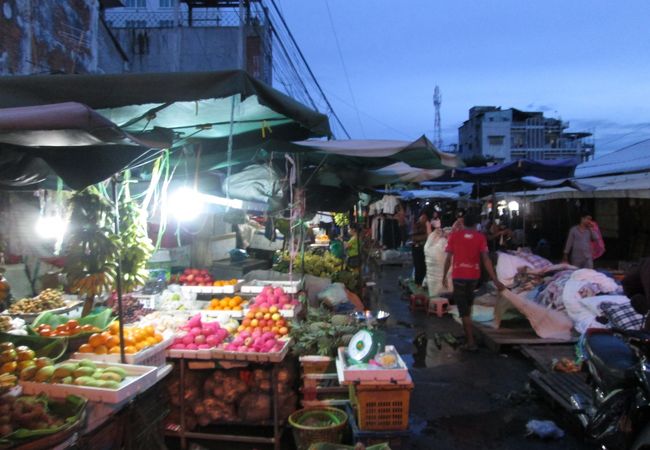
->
368;265;595;450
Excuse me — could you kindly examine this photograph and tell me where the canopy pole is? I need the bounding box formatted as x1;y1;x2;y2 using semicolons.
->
112;176;127;365
226;96;236;199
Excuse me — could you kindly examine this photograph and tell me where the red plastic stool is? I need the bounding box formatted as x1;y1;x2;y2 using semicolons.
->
428;297;449;317
409;294;428;312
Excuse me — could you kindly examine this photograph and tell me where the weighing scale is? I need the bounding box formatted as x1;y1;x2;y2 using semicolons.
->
346;310;389;364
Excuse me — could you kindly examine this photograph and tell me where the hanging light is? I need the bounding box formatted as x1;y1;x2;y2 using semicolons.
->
168;187;204;222
35;215;67;240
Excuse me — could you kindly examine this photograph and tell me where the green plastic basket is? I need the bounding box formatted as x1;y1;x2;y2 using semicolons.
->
289;407;348;450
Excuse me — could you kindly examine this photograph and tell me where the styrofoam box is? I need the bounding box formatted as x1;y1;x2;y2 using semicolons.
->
240;279;303;294
200;309;244;320
241;302;301;318
165;347;216;360
71;334;174;367
336;345;410;384
20;360;157;404
214;338;291;363
180;280;244;295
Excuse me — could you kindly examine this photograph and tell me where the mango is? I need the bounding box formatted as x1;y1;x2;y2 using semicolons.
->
73;367;95;378
34;366;55;383
103;367;127;379
99;372;123;383
61;376;73;385
53;363;77;378
19;365;38;381
102;380;120;390
73;376;94;386
78;360;97;370
92;370;105;379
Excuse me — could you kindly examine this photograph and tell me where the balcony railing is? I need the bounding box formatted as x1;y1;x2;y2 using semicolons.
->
104;9;264;28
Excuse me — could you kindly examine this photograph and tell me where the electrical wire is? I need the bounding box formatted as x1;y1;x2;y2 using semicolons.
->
324;0;365;138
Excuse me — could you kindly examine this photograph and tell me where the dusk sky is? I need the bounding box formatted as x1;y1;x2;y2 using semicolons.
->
277;0;650;155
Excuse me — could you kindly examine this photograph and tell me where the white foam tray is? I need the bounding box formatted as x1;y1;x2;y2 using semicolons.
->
20;359;158;404
240;279;303;295
180;280;244;295
336;345;410;384
71;334;174;366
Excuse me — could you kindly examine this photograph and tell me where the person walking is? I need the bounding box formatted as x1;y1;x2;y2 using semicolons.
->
562;212;599;269
442;214;505;351
411;211;432;287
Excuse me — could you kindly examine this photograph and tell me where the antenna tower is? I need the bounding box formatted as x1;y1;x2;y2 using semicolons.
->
433;85;442;149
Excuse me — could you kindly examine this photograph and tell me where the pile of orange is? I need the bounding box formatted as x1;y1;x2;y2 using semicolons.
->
206;296;244;311
212;279;238;287
239;305;289;337
77;321;164;355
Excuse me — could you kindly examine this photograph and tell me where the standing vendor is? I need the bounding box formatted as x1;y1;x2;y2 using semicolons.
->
562;212;599;268
411;211;432;287
345;226;360;269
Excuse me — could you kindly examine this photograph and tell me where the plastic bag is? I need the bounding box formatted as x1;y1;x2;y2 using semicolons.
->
525;419;564;439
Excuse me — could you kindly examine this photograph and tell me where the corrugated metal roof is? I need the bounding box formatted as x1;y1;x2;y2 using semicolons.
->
575;139;650;178
492;171;650;201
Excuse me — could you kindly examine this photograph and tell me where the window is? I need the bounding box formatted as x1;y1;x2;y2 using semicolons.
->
125;0;146;7
159;0;172;7
488;135;505;146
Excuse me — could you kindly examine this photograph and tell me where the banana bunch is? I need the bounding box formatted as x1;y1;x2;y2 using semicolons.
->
70;270;116;299
0;373;17;390
118;200;153;293
333;213;350;227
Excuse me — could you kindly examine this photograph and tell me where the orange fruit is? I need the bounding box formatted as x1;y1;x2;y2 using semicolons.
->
279;327;289;336
106;336;120;348
144;326;155;337
233;305;242;311
124;346;137;354
109;346;121;354
78;343;94;353
123;335;135;347
237;325;245;333
100;331;112;342
153;334;163;343
88;333;105;348
109;321;120;335
94;345;108;355
135;342;146;351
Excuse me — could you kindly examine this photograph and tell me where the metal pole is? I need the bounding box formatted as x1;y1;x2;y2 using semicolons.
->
112;177;126;365
238;0;246;70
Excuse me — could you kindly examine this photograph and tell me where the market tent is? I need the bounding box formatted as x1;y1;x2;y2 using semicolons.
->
492;171;650;201
419;180;474;196
448;158;578;184
398;189;460;200
520;176;596;192
0;70;331;144
575;139;650;178
364;162;447;186
0;71;331;190
290;135;462;170
0;102;173;189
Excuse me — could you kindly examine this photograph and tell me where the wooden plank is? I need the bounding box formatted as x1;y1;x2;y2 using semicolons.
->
473;322;577;352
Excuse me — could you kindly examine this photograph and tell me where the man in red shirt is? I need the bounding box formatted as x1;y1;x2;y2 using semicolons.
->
442;213;505;351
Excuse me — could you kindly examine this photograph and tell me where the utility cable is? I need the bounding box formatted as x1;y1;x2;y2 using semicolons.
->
324;0;365;138
267;0;351;139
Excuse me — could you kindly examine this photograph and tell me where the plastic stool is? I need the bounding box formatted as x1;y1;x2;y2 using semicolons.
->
409;294;428;312
428;297;449;318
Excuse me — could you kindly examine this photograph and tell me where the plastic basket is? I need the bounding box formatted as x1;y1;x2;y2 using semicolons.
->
346;404;410;449
350;380;413;431
288;407;348;450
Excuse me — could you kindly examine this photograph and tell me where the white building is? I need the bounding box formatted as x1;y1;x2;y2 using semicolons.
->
458;106;594;162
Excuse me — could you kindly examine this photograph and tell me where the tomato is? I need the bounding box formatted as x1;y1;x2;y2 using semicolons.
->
66;319;79;330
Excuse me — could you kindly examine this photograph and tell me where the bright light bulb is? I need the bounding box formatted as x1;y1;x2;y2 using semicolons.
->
168;187;204;222
35;215;67;240
507;200;520;212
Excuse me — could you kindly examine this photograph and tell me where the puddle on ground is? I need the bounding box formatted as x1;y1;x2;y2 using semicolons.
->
410;332;463;368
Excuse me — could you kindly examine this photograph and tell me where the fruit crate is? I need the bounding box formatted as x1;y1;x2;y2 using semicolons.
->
20;359;158;404
336;346;409;383
349;375;413;431
165;347;216;360
71;334;173;367
300;356;348;408
213;338;290;363
240;279;303;294
180;280;244;295
346;403;411;449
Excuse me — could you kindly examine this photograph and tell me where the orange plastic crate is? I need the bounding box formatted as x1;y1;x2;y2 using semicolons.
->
350;380;413;431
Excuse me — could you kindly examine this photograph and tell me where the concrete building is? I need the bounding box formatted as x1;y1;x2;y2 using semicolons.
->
0;0;126;75
103;0;272;83
458;106;595;162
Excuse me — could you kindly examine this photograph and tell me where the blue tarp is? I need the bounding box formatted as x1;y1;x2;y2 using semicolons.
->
448;158;578;183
